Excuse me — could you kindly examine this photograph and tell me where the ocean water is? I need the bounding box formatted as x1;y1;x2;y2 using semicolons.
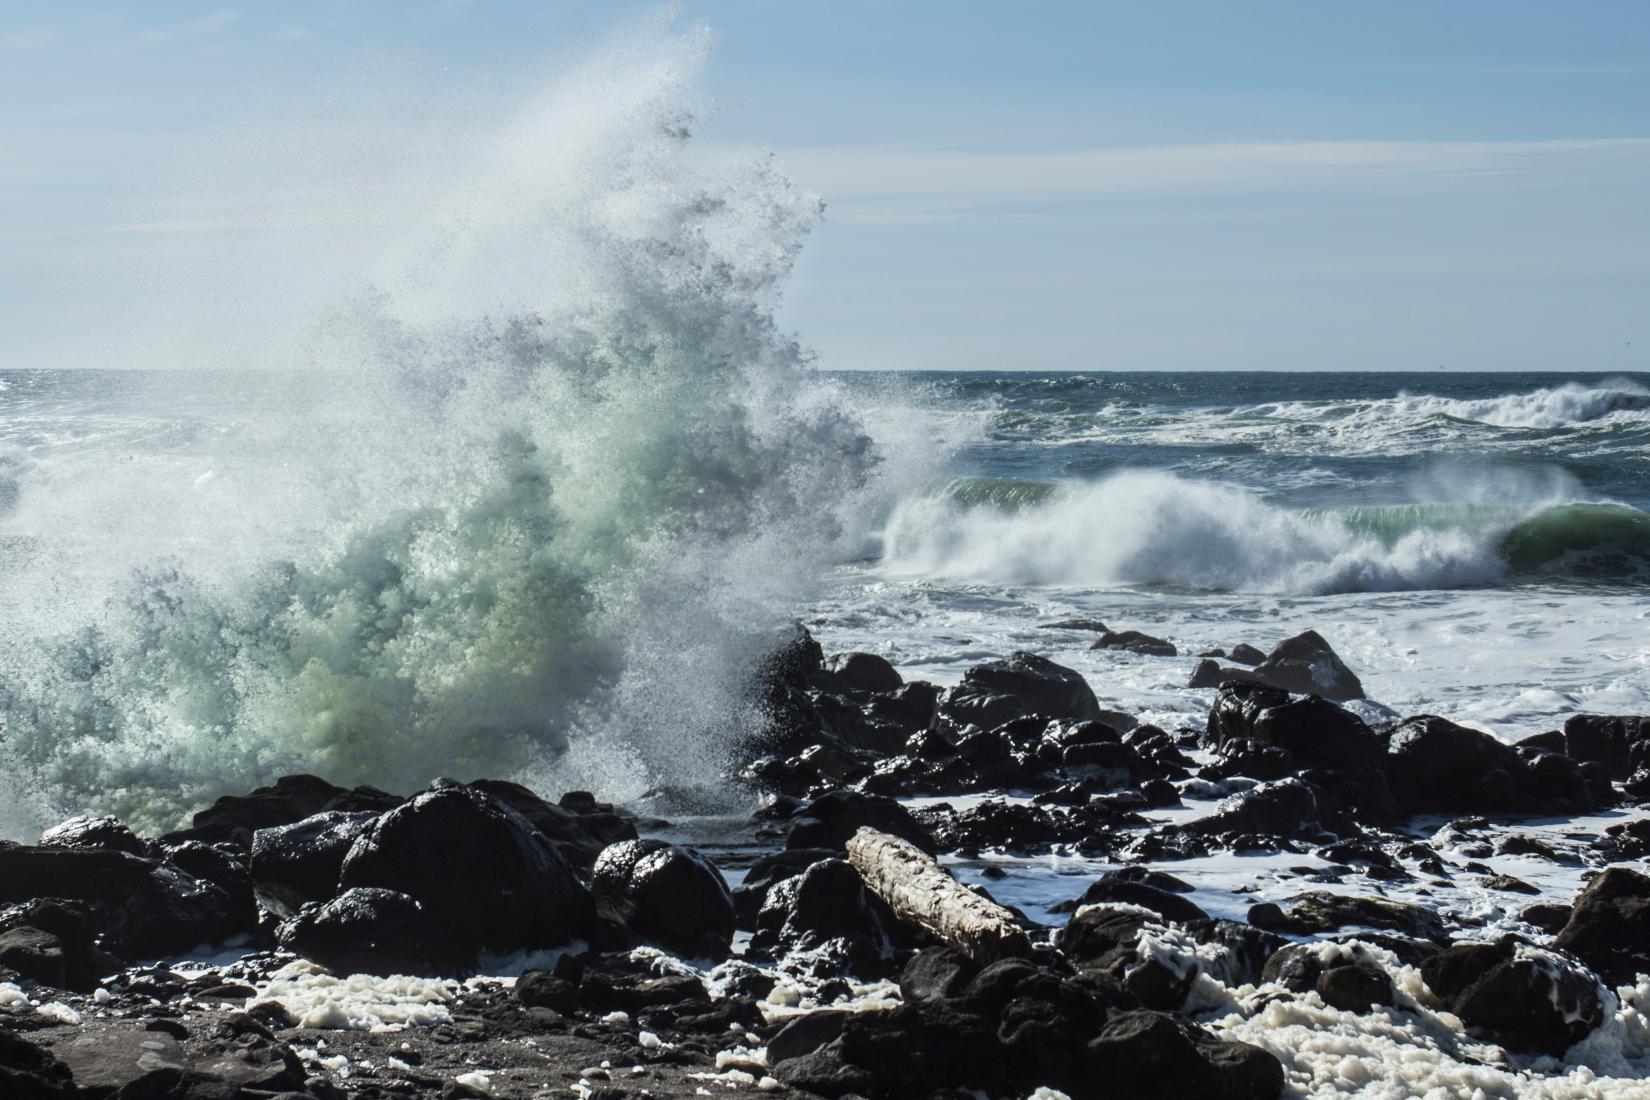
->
811;370;1650;739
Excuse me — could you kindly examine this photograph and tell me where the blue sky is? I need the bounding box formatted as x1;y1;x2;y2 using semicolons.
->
2;1;1646;371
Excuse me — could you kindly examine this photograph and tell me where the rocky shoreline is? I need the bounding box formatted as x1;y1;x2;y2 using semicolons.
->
4;625;1650;1098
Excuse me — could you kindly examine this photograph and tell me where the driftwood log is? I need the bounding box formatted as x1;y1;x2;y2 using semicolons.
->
845;825;1032;963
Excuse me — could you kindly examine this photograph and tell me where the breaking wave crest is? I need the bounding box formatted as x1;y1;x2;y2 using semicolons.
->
0;22;923;830
880;471;1650;595
1385;379;1650;430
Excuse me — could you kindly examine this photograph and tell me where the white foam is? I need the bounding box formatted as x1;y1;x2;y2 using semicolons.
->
249;961;455;1031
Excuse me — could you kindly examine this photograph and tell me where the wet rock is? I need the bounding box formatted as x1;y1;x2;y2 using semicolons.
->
731;847;836;928
1422;939;1605;1055
39;815;147;857
1229;643;1266;666
754;858;888;969
0;1028;75;1100
824;652;903;694
1092;631;1178;657
276;887;460;977
590;839;735;960
162;774;389;849
899;945;979;1001
1248;630;1364;702
785;790;936;853
1316;959;1395;1012
1552;866;1650;985
515;968;579;1014
1074;870;1210;925
337;780;593;954
249;810;378;919
0;900;121;992
827;1001;1005;1096
1084;1010;1285;1100
467;779;638;873
1384;716;1593;816
1209;685;1384;768
1520;903;1572;934
961;959;1125;1095
770;1047;879;1098
0;844;158;904
1482;874;1540;895
1563;714;1650;779
157;842;254;924
766;1009;851;1063
114;863;240;957
940;651;1102;729
1251;891;1447;942
1183;777;1348;841
1058;908;1196;1010
1043;618;1111;633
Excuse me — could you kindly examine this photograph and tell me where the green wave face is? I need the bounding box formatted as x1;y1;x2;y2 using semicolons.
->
945;476;1059;511
1498;503;1650;577
1305;503;1519;545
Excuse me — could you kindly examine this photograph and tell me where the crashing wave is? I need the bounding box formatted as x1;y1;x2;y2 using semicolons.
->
0;22;924;831
879;471;1650;595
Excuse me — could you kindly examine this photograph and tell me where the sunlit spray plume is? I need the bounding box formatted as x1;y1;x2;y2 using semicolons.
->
0;17;931;833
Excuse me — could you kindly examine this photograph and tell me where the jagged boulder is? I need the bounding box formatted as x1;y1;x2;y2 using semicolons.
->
591;839;735;960
940;652;1102;729
337;780;593;955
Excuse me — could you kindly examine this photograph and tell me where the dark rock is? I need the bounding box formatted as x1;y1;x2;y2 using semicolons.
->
337;780;593;954
1317;960;1395;1012
276;887;460;976
1205;683;1381;767
1520;903;1573;934
899;945;980;1002
1422;939;1605;1056
1093;631;1178;657
157;842;254;923
770;1048;878;1098
590;839;735;960
0;1028;75;1100
1084;1010;1285;1100
39;815;146;856
732;848;836;928
0;844;158;903
785;790;936;854
467;779;638;873
1564;714;1650;779
831;1001;1005;1096
249;811;378;919
1248;630;1364;701
0;901;120;991
1384;716;1593;816
1229;643;1266;666
164;775;354;848
1553;866;1650;985
1482;874;1540;895
1075;876;1210;925
824;652;903;694
1058;908;1195;1010
940;652;1102;729
115;863;241;957
1259;892;1447;942
766;1009;850;1063
1043;618;1111;633
865;682;940;734
515;969;579;1014
755;858;887;963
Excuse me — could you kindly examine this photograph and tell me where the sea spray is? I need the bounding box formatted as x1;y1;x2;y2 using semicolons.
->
0;21;928;832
